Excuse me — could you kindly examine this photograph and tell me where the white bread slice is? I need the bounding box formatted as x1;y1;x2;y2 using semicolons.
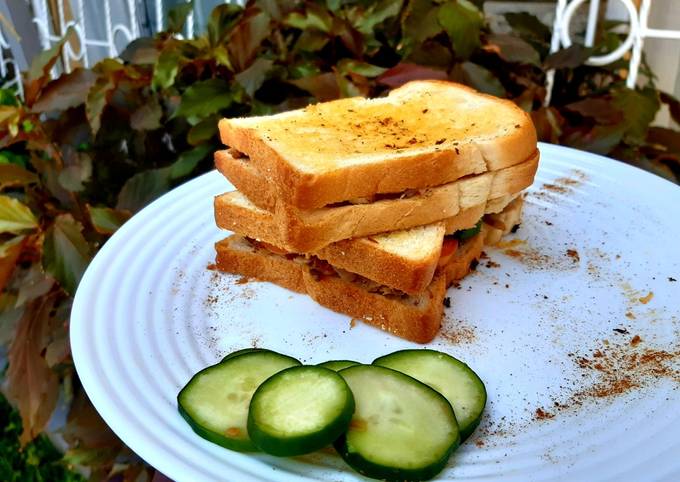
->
318;222;446;295
483;196;524;245
214;151;539;252
218;80;537;208
214;199;523;343
214;192;521;294
215;235;448;343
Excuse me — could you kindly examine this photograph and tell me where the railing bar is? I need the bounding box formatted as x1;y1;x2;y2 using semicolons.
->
77;0;89;68
56;0;70;73
584;0;600;47
156;0;163;33
643;28;680;40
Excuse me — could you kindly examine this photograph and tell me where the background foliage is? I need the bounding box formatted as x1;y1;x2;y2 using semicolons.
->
1;0;679;478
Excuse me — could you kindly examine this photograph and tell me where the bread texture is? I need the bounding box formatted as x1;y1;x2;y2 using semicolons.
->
215;236;446;343
212;191;521;294
214;151;537;252
483;196;524;245
218;80;537;208
213;198;522;343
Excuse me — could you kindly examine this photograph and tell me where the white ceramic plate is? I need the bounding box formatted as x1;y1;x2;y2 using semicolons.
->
71;143;680;482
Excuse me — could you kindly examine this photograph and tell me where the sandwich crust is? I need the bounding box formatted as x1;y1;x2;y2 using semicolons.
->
218;80;537;208
214;151;538;252
214;199;522;343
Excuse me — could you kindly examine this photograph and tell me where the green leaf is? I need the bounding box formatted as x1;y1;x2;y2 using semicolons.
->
612;88;660;145
504;12;551;42
31;68;96;113
174;79;233;121
0;195;38;233
85;59;126;134
336;76;362;98
63;447;120;467
119;37;159;64
0;105;21;137
188;115;219;145
0;235;25;258
0;150;28;168
284;6;333;32
485;34;540;66
326;0;341;11
88;206;131;235
0;88;19;106
58;151;92;192
544;45;594;69
167;1;194;33
295;30;331;52
152;47;181;91
42;214;91;294
0;163;38;189
207;3;243;46
337;59;387;77
27;27;74;81
288;61;321;79
438;0;484;60
85;77;115;135
353;0;404;35
116;168;171;212
235;58;273;97
130;96;163;130
451;62;505;97
169;143;213;179
212;45;234;70
402;0;442;46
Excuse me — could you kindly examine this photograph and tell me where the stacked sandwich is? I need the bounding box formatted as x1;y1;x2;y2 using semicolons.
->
213;80;539;343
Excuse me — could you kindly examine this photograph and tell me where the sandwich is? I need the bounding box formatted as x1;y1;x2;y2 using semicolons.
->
212;80;538;343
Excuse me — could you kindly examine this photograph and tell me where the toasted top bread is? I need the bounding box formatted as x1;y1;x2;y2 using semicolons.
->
218;80;537;208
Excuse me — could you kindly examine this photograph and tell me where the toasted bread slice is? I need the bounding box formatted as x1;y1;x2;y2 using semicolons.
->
214;151;538;252
215;236;448;343
214;189;521;294
483;196;524;245
214;201;521;343
218;80;537;208
317;223;446;295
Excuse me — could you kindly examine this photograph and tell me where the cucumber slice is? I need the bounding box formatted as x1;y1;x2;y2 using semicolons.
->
373;349;486;440
177;351;300;451
221;347;268;362
335;365;459;481
248;366;355;456
318;360;360;371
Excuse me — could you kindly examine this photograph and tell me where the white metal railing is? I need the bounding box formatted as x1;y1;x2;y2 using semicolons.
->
31;0;140;72
546;0;680;104
1;0;198;96
1;0;679;105
0;22;23;98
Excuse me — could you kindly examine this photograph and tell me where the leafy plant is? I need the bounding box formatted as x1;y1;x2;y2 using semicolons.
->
0;0;678;477
0;393;83;482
